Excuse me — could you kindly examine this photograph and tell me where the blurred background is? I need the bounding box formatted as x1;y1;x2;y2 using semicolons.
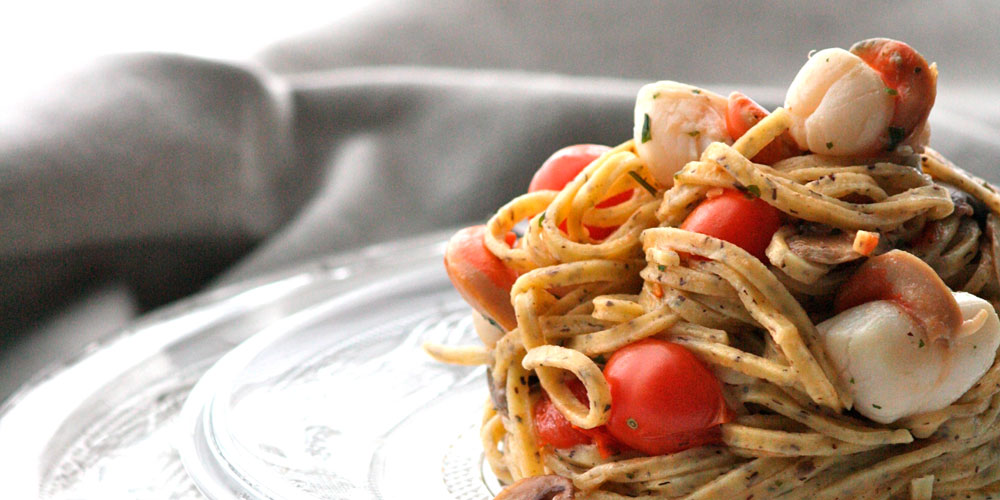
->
2;0;999;403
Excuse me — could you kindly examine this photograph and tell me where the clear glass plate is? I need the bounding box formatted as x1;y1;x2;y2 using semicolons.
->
175;251;498;500
0;230;490;500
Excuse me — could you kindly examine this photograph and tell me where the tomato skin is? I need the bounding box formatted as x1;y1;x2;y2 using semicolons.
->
532;391;591;449
603;339;730;456
680;189;782;261
532;379;630;457
529;144;612;193
725;91;769;140
725;92;799;165
528;144;631;240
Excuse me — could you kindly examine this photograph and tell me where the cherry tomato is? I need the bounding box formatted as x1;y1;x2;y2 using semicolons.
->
532;390;591;449
603;339;730;456
529;144;612;193
680;189;782;261
528;144;631;240
725;91;799;164
532;378;630;458
444;226;519;330
850;38;936;148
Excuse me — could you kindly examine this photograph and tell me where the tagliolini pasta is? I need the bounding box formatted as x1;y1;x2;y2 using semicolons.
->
428;39;1000;500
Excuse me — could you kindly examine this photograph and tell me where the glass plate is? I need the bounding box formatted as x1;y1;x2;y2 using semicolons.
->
0;230;489;500
175;250;497;500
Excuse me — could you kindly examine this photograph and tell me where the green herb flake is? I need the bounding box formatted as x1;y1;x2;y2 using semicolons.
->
918;339;925;348
691;89;701;94
593;354;607;364
850;377;855;384
486;316;500;328
626;418;639;429
885;87;899;96
826;141;834;150
887;126;906;151
687;130;700;137
628;170;657;196
658;264;666;272
873;404;883;409
652;92;661;99
745;184;761;198
641;113;652;143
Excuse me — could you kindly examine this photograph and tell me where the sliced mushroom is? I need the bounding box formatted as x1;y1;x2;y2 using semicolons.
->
787;230;864;265
493;475;576;500
835;249;986;345
487;370;508;416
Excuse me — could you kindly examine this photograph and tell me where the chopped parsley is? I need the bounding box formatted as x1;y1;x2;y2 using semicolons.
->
593;354;607;364
628;170;657;196
538;212;545;227
850;377;855;384
691;89;701;94
641;113;652;143
872;404;883;409
826;141;834;150
652;91;661;99
658;264;666;272
918;339;925;348
885;87;899;96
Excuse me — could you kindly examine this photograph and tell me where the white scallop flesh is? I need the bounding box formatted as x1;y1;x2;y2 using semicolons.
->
633;81;730;187
785;48;895;156
817;292;1000;424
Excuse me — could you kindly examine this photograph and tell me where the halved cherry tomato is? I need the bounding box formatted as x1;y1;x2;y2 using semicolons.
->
726;91;799;164
528;144;631;240
532;378;629;458
444;225;519;330
850;38;936;148
680;189;782;261
603;339;730;456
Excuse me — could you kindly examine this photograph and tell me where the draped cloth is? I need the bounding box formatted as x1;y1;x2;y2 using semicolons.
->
2;0;998;401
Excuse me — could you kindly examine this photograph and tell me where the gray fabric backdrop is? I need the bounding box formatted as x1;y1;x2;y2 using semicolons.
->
2;0;998;401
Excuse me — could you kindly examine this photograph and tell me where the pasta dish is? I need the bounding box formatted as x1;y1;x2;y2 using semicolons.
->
426;38;1000;500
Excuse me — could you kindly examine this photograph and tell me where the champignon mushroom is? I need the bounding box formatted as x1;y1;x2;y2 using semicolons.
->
493;475;576;500
787;230;864;265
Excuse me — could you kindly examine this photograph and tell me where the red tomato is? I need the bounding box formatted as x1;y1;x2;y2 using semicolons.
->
529;144;613;193
603;339;730;456
532;379;630;457
725;92;799;165
680;189;782;261
528;144;631;240
532;391;591;449
850;38;936;147
725;91;769;140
